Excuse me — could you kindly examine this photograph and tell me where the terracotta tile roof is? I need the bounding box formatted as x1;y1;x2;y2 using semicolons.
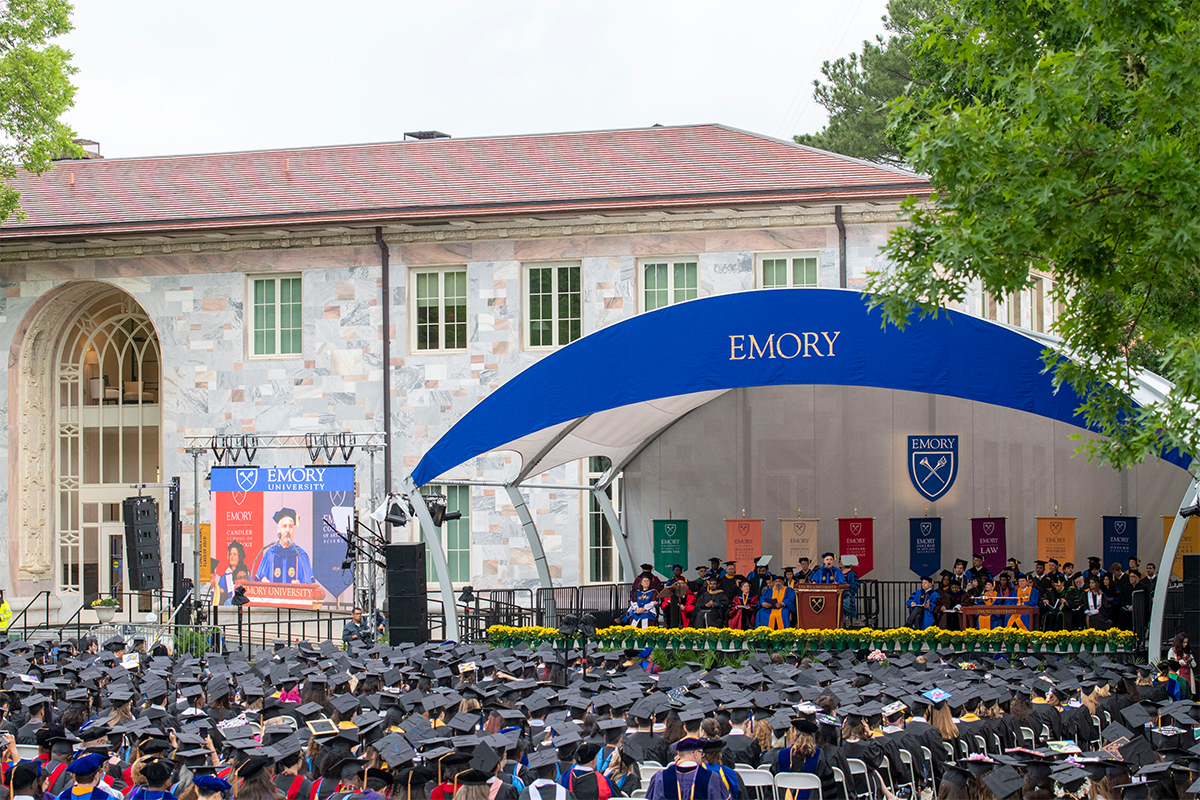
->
0;124;931;239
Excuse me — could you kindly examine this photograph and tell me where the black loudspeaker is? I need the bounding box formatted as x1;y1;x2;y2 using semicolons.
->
1183;554;1200;645
122;496;163;591
385;543;427;644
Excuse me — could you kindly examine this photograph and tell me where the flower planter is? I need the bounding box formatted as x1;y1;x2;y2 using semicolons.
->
94;606;116;624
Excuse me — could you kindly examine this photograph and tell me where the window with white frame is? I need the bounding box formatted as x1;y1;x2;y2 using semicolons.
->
758;252;820;288
641;258;698;311
419;484;471;584
413;268;468;352
586;456;623;584
250;275;302;357
526;263;582;348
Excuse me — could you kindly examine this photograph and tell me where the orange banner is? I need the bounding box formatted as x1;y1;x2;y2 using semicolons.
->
725;519;763;577
1036;517;1075;567
1162;516;1200;579
199;523;211;583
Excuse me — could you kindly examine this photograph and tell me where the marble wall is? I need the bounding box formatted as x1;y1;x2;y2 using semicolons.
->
0;217;897;593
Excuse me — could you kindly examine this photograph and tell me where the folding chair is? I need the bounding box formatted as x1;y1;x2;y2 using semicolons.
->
735;763;757;772
736;768;777;800
846;758;872;800
879;755;895;792
774;772;823;800
639;765;663;786
1040;724;1051;743
973;734;988;755
896;749;919;799
642;761;664;770
991;733;1002;753
631;792;647;800
943;741;956;761
13;744;38;762
1020;726;1036;748
831;767;847;798
920;746;937;795
1090;715;1103;749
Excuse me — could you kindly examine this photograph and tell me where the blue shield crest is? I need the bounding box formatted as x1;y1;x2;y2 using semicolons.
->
908;435;959;502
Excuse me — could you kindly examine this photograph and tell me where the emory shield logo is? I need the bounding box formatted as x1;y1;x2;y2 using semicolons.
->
908;435;959;502
809;596;825;614
236;468;258;492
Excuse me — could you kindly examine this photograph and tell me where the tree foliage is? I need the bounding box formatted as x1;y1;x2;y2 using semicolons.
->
0;0;77;225
868;0;1200;470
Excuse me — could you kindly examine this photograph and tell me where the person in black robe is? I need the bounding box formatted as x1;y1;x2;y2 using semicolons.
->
692;579;730;628
718;709;760;768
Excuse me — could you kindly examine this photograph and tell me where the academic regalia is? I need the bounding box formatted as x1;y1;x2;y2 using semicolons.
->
645;764;730;800
274;773;314;800
692;591;730;628
977;588;997;630
704;764;739;800
625;591;658;628
1007;585;1039;630
905;588;939;629
771;747;836;800
755;586;796;630
728;594;757;630
629;573;663;602
808;566;843;585
719;731;760;769
562;767;612;800
253;542;314;583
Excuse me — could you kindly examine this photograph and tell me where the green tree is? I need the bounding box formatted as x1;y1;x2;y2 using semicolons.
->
869;0;1200;469
0;0;77;225
794;0;938;166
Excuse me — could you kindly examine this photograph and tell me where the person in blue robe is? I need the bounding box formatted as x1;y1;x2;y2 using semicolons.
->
645;738;731;800
254;507;314;584
905;577;940;629
755;575;796;629
54;753;110;800
625;577;659;627
809;553;845;584
125;757;181;800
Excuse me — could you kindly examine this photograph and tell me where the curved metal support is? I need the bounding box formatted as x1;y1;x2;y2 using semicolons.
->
592;485;633;581
401;476;459;642
504;485;554;590
1149;475;1199;658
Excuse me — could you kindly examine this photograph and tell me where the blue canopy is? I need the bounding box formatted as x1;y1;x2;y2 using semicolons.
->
410;288;1188;486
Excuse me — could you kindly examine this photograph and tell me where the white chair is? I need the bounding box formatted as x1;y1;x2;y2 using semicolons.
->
630;792;647;800
831;766;847;797
774;772;823;800
735;763;757;772
639;765;663;785
1040;724;1051;743
1090;715;1103;749
1020;726;1036;748
14;744;38;761
991;733;1003;753
736;768;777;800
920;746;937;795
879;755;895;791
973;734;987;755
642;761;664;770
896;749;919;799
846;758;871;800
943;741;955;760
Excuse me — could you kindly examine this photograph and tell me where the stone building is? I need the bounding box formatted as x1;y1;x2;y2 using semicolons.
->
3;122;1123;620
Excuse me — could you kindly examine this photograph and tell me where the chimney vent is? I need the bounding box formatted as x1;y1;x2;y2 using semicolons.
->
403;131;451;141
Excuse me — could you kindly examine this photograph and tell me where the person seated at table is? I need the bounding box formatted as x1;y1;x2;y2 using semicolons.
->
809;553;844;584
904;576;939;630
756;574;796;630
938;576;966;630
1006;573;1040;630
1040;574;1067;631
729;578;758;630
977;578;998;630
692;578;730;628
658;565;692;629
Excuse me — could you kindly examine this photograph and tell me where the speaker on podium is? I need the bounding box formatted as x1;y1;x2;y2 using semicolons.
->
385;543;428;644
122;496;163;591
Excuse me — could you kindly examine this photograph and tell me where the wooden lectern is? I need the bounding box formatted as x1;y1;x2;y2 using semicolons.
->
795;585;847;628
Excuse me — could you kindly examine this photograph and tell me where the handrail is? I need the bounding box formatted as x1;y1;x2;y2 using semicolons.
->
8;591;50;641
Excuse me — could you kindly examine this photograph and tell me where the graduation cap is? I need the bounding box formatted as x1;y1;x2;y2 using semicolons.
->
982;765;1023;799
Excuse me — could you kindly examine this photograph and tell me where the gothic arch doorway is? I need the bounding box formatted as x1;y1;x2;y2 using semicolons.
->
10;283;162;604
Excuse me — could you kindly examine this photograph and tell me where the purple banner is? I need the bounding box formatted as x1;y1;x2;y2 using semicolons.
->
971;517;1007;575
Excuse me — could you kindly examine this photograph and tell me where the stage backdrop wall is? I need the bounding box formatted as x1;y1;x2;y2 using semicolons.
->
620;385;1191;583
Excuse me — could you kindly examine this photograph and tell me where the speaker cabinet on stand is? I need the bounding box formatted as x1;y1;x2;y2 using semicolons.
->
122;496;164;592
385;543;428;645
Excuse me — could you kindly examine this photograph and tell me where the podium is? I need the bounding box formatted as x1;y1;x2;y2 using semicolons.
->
795;585;846;629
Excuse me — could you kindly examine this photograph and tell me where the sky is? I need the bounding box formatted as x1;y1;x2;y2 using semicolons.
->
58;0;893;159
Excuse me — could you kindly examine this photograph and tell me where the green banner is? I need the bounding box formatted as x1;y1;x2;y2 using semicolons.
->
653;519;689;577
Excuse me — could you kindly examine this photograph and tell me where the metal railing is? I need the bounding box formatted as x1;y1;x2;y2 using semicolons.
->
10;591;50;641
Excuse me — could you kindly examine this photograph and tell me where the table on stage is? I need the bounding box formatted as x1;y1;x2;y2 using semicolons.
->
956;604;1039;629
795;585;847;629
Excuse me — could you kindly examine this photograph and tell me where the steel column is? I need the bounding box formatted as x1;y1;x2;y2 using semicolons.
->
1150;475;1200;658
591;485;633;582
504;484;554;591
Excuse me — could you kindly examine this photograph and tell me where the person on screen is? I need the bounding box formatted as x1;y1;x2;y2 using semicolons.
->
212;541;247;605
254;507;315;584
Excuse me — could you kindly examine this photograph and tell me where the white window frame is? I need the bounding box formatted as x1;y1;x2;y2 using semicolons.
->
247;273;304;359
639;257;699;312
410;267;469;354
419;484;472;586
524;262;583;350
756;251;821;289
584;457;624;585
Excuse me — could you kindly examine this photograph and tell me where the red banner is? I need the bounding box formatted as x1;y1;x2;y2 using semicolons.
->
725;519;763;577
837;517;874;576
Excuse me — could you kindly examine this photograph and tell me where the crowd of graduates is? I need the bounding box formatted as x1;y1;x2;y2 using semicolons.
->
0;614;1196;800
623;556;859;631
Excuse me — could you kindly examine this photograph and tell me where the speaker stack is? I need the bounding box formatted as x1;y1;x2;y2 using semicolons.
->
1183;554;1200;646
385;542;428;644
122;496;164;591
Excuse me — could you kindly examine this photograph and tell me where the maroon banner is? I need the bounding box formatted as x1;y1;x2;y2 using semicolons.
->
971;517;1007;575
837;517;874;577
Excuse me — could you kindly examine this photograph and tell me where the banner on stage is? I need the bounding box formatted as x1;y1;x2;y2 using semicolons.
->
725;519;762;577
210;465;356;609
971;517;1006;575
1162;515;1200;579
1102;516;1137;571
780;518;818;568
909;517;941;578
838;517;874;576
199;523;211;583
1036;516;1075;567
653;519;689;577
